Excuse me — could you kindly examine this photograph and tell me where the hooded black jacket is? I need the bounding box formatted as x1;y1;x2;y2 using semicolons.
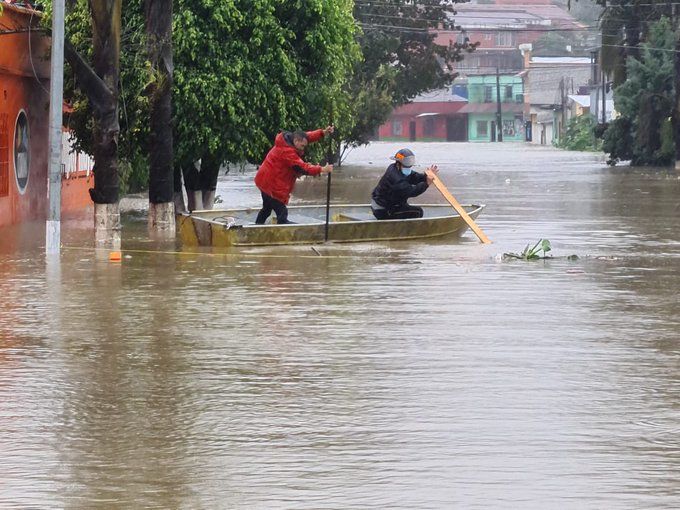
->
371;163;429;211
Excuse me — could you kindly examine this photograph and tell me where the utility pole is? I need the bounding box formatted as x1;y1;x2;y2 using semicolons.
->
673;5;680;170
601;69;606;125
560;77;567;141
46;0;65;255
495;66;503;142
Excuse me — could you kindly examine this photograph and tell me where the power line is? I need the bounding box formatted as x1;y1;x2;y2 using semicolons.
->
357;18;600;31
353;0;459;6
357;21;603;33
357;10;597;31
604;1;680;7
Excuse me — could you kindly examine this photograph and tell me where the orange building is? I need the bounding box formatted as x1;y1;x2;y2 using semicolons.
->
0;1;91;229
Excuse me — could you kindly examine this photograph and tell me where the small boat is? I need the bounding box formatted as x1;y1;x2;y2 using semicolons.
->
178;203;485;247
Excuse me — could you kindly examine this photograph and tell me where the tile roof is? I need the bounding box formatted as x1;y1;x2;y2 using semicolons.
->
449;4;583;29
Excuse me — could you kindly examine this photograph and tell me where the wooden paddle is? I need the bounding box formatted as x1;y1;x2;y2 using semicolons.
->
425;169;491;244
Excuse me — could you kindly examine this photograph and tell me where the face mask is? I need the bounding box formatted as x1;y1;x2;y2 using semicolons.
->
401;167;413;176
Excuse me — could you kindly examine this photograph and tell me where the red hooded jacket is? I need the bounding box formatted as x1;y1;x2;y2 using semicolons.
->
254;129;325;204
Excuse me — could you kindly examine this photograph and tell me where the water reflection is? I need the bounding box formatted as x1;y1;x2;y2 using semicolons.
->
0;143;679;508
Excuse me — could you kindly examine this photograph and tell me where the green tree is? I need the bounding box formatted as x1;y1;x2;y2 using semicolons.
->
172;0;359;210
39;0;126;242
597;0;672;86
603;17;675;166
57;0;148;194
145;0;173;210
55;0;123;208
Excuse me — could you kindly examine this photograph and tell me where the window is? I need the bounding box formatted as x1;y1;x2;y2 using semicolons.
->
484;86;494;103
505;85;513;100
477;121;488;136
495;32;513;47
423;117;436;136
14;110;30;194
392;120;403;136
0;113;8;197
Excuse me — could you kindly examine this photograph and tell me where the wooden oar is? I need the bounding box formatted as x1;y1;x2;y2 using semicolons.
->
425;169;491;244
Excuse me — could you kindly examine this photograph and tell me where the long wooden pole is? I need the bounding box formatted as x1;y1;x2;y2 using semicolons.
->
324;114;334;242
426;170;491;244
324;171;331;242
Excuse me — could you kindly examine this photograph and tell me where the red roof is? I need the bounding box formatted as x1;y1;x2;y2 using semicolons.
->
391;101;466;116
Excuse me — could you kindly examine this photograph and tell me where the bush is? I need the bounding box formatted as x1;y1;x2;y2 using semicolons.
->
556;114;601;152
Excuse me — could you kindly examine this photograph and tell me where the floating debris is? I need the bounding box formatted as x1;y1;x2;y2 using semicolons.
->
503;239;552;261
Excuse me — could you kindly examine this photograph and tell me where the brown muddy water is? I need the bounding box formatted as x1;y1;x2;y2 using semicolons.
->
1;142;679;509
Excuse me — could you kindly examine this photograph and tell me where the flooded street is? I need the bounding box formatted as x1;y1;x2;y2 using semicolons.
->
1;142;680;508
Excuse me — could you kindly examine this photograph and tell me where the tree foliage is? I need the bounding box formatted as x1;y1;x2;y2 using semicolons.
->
173;0;358;166
597;0;673;86
54;0;148;193
556;114;601;151
603;18;675;166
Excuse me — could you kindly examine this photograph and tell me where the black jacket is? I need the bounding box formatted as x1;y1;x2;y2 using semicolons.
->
371;163;429;210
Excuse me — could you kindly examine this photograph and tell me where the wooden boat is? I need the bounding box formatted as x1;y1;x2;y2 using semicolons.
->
178;203;485;247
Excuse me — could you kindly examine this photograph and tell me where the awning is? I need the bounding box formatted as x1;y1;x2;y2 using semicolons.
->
568;95;590;108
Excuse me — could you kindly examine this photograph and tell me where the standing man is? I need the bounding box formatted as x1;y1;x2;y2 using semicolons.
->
254;127;334;224
370;148;438;220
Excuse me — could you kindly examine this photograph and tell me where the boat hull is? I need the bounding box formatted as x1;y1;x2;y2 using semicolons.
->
178;204;485;247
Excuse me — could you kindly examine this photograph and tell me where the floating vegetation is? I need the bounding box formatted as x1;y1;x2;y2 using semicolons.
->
503;239;552;261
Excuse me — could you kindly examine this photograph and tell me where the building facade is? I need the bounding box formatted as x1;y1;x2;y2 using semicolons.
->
377;88;467;142
462;74;525;142
0;1;91;228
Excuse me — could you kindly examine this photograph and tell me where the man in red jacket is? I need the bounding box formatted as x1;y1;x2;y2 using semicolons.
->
254;126;334;224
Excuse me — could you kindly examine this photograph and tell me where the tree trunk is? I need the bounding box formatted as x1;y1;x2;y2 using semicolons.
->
94;202;121;250
145;0;174;235
180;154;220;211
89;0;121;204
63;1;121;245
674;31;680;170
145;0;173;204
199;153;220;210
182;160;202;211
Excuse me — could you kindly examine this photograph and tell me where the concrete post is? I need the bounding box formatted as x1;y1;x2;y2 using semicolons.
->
46;0;65;255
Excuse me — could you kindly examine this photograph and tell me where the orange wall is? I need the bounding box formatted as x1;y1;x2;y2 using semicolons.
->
0;3;91;228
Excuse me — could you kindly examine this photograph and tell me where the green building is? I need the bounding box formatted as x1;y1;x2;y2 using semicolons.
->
461;75;526;142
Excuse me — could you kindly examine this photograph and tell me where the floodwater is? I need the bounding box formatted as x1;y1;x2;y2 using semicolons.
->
1;142;680;509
